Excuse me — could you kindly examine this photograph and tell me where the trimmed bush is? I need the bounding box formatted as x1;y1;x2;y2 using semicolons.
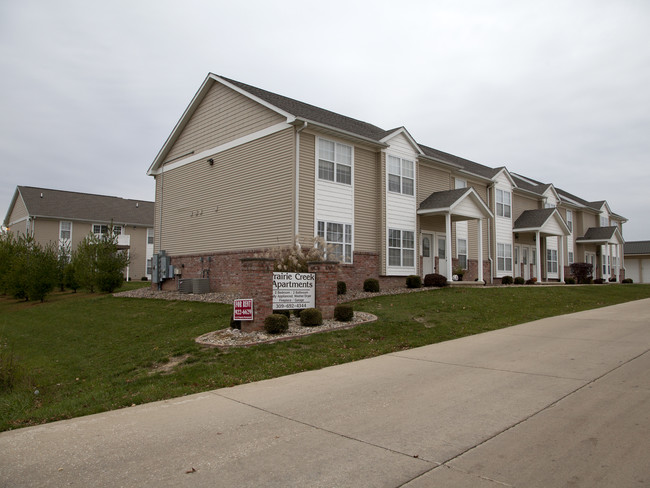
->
300;308;323;327
608;276;617;282
293;309;302;317
593;278;605;284
570;262;593;284
564;277;576;285
141;276;148;281
337;281;347;295
363;278;380;293
230;315;241;330
334;304;354;322
525;278;536;285
622;278;633;284
501;275;514;285
264;314;289;334
514;276;525;285
273;309;291;318
424;273;448;287
406;275;422;288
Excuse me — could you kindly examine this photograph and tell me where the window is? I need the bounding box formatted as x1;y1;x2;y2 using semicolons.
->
600;216;609;227
388;156;414;195
59;221;71;241
602;254;610;276
457;238;467;269
146;258;153;276
422;236;431;258
547;249;558;274
147;228;154;245
93;224;121;236
566;210;573;233
497;243;512;272
318;138;352;185
318;221;352;263
568;251;574;265
496;189;511;218
388;229;415;267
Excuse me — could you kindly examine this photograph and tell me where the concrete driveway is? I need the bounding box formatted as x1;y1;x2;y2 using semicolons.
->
1;298;649;487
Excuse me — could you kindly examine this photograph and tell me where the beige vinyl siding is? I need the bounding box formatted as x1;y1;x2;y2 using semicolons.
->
417;163;451;204
33;219;60;247
513;193;540;220
158;128;294;255
8;220;27;236
354;146;380;253
127;226;149;279
298;132;315;245
165;82;286;163
8;195;28;225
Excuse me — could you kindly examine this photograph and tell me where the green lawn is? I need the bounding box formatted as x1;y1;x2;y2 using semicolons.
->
1;283;649;431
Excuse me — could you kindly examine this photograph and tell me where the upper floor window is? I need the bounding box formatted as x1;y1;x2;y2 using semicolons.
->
93;224;122;237
496;189;511;218
388;156;414;196
147;228;154;245
566;210;573;233
600;216;609;227
318;138;352;185
59;221;72;241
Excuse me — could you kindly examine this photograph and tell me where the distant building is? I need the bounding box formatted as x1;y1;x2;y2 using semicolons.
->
624;241;650;283
3;186;155;281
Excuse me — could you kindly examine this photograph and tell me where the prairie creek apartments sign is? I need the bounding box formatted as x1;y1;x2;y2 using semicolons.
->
272;272;316;309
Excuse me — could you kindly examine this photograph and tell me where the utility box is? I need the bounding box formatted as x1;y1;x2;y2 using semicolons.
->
152;250;170;283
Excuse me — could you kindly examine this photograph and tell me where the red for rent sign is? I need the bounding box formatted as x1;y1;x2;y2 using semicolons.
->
233;299;253;321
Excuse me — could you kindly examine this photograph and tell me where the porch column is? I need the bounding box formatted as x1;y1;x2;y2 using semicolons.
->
445;213;453;281
535;231;541;281
606;244;611;279
477;218;484;283
559;236;565;283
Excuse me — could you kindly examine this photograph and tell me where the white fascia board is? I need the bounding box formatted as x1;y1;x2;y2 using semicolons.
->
303;119;388;149
148;122;292;175
542;184;560;202
492;167;516;187
449;188;494;219
2;187;20;226
511;172;540;186
417;207;451;215
380;127;424;155
456;169;493;183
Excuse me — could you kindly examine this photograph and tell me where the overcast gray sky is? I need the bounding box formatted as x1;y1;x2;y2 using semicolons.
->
1;0;649;240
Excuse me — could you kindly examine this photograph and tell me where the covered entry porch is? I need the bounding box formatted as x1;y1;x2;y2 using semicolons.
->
576;226;625;281
513;208;571;282
417;188;493;284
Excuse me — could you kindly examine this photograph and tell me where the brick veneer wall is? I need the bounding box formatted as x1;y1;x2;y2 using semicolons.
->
238;258;275;332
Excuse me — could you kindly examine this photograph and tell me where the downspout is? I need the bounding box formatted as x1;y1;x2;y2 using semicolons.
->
295;121;308;239
487;183;494;284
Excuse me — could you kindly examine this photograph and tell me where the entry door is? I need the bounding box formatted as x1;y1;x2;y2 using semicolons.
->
522;247;530;280
437;235;447;277
422;233;434;276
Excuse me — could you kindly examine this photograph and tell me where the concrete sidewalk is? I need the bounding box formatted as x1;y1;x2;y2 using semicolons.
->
1;299;649;487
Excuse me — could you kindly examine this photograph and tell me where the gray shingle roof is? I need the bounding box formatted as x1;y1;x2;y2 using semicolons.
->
578;226;618;241
418;144;500;178
220;75;391;142
624;240;650;255
17;186;154;226
513;208;556;229
418;188;470;211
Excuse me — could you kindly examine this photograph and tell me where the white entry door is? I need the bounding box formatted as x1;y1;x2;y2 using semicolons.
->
437;235;447;277
422;233;434;276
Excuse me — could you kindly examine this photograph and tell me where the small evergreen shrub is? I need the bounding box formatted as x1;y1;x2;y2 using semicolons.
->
501;275;514;285
230;315;241;330
264;314;289;334
334;304;354;322
608;276;617;282
593;278;605;284
293;309;302;317
564;277;576;285
337;281;347;295
514;276;525;285
570;262;593;284
525;278;536;285
363;278;380;293
300;308;323;327
424;273;447;287
141;276;148;281
406;275;422;288
622;278;633;284
273;309;291;318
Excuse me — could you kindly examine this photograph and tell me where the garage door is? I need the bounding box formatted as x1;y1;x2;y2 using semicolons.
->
626;259;641;283
642;258;650;283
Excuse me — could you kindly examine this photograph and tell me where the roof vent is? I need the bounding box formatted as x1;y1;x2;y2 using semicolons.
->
40;193;43;198
136;202;139;208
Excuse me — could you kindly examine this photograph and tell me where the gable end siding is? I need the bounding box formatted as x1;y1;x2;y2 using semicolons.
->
165;82;286;163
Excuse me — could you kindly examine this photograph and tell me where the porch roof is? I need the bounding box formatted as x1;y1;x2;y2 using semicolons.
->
576;226;624;246
513;208;571;237
417;187;493;221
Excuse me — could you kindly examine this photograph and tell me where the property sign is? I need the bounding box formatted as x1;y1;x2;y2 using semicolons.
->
233;299;253;321
272;272;316;310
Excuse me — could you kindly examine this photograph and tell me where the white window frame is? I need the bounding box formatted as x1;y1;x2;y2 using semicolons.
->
496;189;511;218
547;249;558;274
566;210;573;233
387;155;414;196
318;138;353;185
59;221;72;241
600;216;609;227
93;224;122;236
147;228;154;245
497;242;513;272
568;251;574;265
317;220;353;264
388;229;415;267
457;238;467;269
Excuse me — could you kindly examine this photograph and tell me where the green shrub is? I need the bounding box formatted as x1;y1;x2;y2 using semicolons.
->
514;276;525;285
300;308;323;327
564;277;576;285
230;315;241;330
337;281;347;295
264;314;289;334
293;309;302;317
273;309;291;318
525;278;536;285
570;262;593;284
593;278;605;284
141;276;148;281
424;273;448;287
334;304;354;322
363;278;380;293
406;275;422;289
501;275;514;285
622;278;633;284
